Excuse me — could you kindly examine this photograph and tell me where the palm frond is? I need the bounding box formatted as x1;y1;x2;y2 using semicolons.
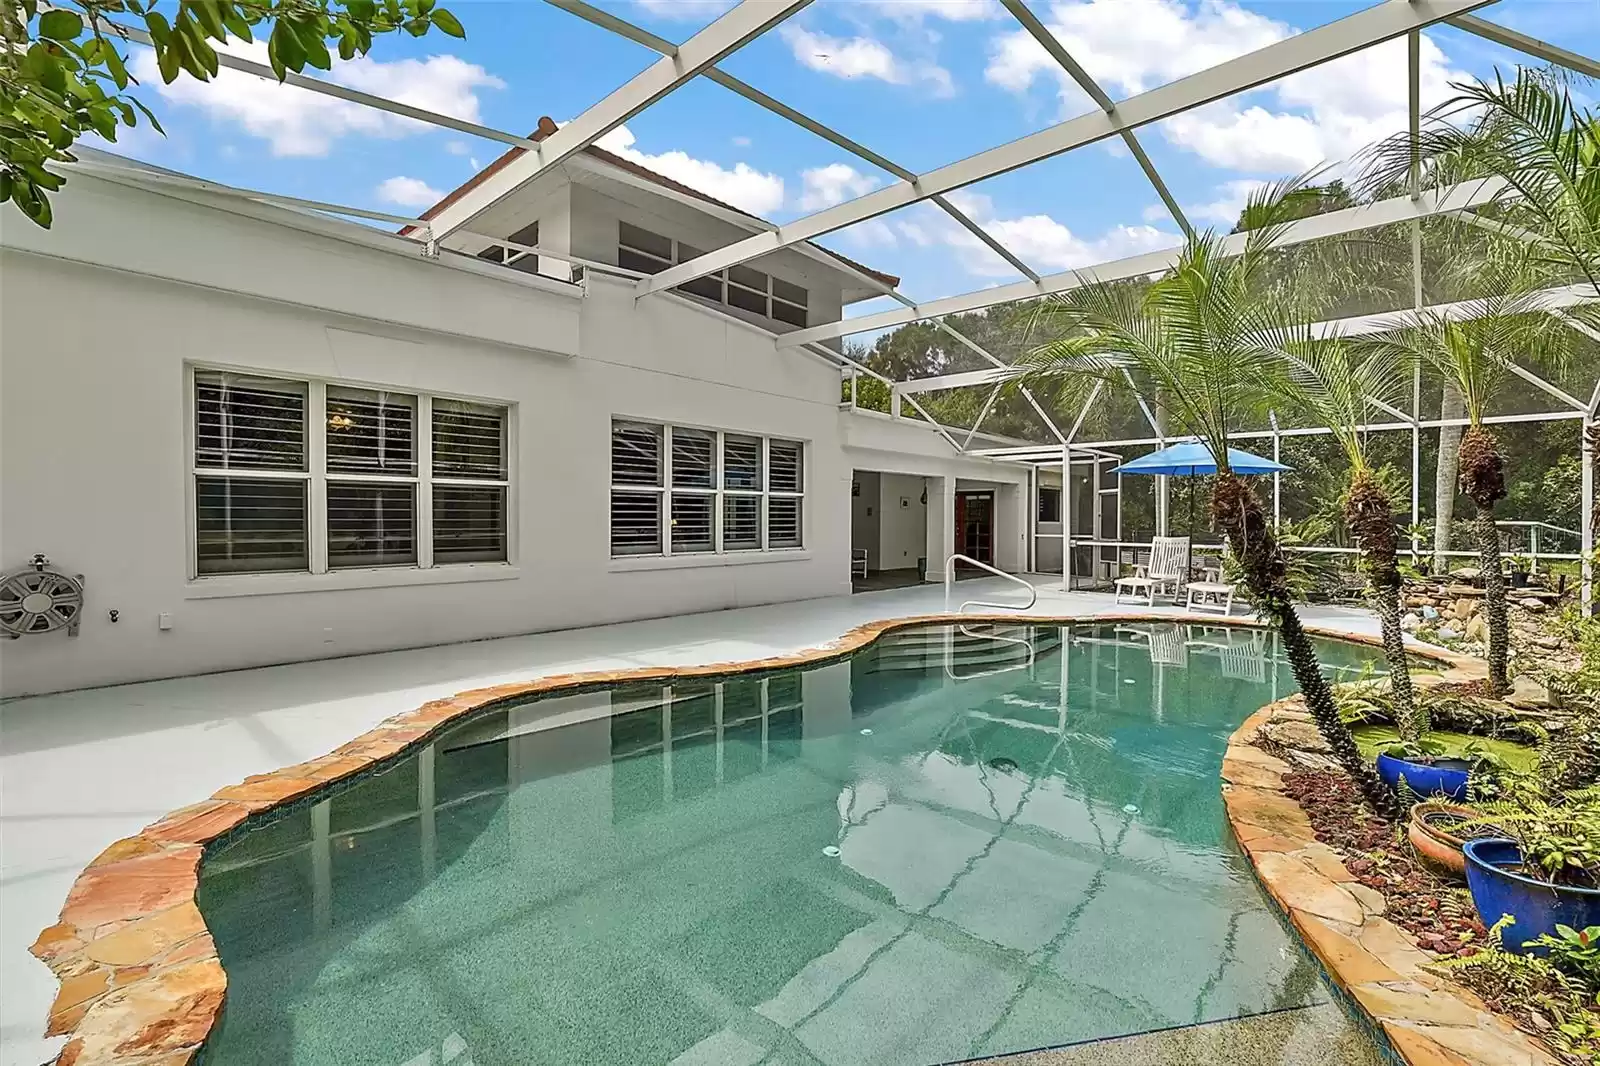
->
1019;179;1319;469
1358;69;1600;294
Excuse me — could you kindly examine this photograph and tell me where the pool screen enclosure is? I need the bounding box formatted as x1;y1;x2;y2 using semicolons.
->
69;0;1600;604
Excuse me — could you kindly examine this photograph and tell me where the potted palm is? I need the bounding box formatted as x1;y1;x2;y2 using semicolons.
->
1506;553;1532;590
1019;179;1399;819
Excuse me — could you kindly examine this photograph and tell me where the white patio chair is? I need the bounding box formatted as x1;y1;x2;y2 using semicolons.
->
1115;624;1189;667
1185;554;1237;616
851;549;869;580
1185;625;1266;681
1114;536;1189;606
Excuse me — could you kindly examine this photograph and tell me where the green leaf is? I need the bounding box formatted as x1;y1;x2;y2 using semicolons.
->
429;8;463;38
38;10;84;41
268;20;304;75
129;96;164;133
192;0;228;41
144;10;172;44
347;0;376;18
157;40;182;81
102;43;129;89
220;5;253;41
416;0;434;14
286;18;330;69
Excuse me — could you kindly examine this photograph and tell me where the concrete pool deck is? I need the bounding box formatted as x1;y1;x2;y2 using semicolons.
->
1;578;1392;1066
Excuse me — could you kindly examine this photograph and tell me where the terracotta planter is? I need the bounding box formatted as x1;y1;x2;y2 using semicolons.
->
1408;800;1475;879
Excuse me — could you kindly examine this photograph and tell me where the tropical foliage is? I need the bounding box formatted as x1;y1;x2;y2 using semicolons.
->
1268;338;1421;741
1;0;463;226
1016;179;1400;818
1361;264;1573;694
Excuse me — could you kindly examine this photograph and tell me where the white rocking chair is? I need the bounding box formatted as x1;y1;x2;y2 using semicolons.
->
1114;536;1190;606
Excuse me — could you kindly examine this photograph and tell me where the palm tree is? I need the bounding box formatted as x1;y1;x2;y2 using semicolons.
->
1270;340;1421;741
1362;70;1600;568
1364;270;1572;695
1018;182;1400;819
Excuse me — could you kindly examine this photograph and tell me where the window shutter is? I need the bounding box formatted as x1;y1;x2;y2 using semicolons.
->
195;477;308;574
194;371;306;470
722;496;760;550
326;388;416;475
767;498;802;549
769;440;802;494
327;483;416;569
433;401;507;480
611;493;661;556
671;494;714;553
612;422;663;485
723;435;762;491
671;428;715;488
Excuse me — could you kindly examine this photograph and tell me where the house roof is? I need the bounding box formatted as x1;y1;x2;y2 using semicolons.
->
403;115;900;290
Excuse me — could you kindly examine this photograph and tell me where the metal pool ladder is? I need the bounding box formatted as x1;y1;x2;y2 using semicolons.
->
943;554;1038;680
944;554;1037;614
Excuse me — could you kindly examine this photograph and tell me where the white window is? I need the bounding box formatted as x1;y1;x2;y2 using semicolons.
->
192;369;510;578
616;222;808;327
610;420;804;559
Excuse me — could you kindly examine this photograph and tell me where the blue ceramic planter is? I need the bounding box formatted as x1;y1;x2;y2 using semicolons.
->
1463;838;1600;952
1375;753;1471;801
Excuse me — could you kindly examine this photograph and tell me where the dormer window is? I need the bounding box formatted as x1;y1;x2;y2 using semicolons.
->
476;222;541;274
617;221;808;328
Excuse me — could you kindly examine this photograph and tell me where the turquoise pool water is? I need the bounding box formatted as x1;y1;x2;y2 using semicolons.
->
197;623;1385;1066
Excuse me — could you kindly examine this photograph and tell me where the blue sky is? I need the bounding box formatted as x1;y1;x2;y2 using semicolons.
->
101;0;1600;316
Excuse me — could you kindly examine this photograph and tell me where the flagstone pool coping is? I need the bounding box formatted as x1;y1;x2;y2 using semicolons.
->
29;612;1548;1066
1222;648;1564;1066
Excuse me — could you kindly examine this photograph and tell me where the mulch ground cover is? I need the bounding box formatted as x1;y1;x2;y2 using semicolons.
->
1281;767;1487;958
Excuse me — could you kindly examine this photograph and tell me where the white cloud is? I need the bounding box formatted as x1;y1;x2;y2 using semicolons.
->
445;140;471;155
865;0;1001;20
985;0;1468;174
132;42;503;157
842;218;900;249
376;176;444;207
633;0;735;19
732;135;752;147
800;163;881;210
985;0;1284;103
595;125;785;216
780;26;954;96
1185;178;1267;225
882;190;1179;277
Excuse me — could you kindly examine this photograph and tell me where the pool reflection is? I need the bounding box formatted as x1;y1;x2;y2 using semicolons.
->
198;624;1381;1066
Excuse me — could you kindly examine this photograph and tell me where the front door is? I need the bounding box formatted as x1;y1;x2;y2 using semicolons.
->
955;492;994;565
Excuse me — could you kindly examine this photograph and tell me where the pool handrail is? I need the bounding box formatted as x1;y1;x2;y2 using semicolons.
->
944;554;1038;614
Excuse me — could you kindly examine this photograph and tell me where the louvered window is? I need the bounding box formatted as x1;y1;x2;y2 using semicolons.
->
432;400;509;564
194;372;309;574
611;420;804;559
192;369;509;578
611;421;663;556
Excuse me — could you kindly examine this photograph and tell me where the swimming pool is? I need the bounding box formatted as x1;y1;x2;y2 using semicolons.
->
196;623;1389;1065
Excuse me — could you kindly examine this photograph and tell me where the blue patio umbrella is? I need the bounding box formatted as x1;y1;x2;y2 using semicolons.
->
1110;441;1290;478
1110;441;1291;577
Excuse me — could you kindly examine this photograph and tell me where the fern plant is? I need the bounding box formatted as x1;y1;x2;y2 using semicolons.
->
1459;781;1600;889
1436;916;1600;1064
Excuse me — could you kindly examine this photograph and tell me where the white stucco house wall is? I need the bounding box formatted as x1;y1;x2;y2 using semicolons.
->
0;133;1031;698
